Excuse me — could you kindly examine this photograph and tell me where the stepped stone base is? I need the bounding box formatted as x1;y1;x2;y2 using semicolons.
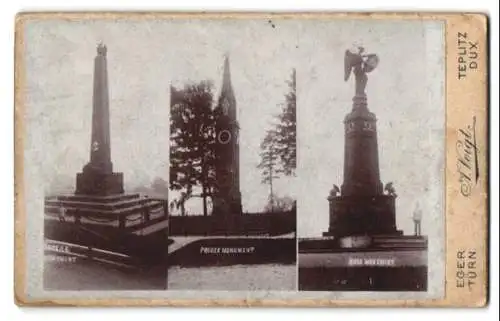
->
45;193;166;228
300;235;427;253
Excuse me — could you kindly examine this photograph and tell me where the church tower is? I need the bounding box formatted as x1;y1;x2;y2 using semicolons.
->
213;56;243;217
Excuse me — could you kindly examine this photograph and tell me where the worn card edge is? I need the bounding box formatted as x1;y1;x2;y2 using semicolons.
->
13;11;489;308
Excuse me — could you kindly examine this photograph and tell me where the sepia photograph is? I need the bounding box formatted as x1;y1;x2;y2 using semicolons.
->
296;20;445;293
28;23;171;290
17;13;486;305
166;20;297;291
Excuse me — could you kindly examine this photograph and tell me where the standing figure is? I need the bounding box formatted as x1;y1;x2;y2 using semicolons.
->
413;202;423;236
58;204;66;223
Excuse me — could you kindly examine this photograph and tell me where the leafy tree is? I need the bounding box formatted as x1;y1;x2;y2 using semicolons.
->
264;195;295;212
151;177;169;197
274;69;296;176
257;130;280;212
257;69;297;212
169;81;218;216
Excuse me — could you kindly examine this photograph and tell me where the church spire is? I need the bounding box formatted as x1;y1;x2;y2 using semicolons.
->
218;54;236;118
222;54;232;91
221;54;234;103
213;53;242;217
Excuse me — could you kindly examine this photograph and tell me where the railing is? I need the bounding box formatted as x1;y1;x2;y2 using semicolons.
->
45;197;168;230
168;211;296;236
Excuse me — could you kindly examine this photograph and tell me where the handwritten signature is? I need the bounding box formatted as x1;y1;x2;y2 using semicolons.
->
456;116;479;197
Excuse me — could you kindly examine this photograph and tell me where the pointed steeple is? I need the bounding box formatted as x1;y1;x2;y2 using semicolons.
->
213;53;242;216
222;54;232;92
218;54;236;118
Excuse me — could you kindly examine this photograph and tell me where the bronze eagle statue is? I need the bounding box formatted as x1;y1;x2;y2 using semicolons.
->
344;46;379;96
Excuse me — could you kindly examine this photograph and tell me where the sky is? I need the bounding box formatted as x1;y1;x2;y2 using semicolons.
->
23;18;444;237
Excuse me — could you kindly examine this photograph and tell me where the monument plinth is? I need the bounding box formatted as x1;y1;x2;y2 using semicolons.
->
45;44;164;230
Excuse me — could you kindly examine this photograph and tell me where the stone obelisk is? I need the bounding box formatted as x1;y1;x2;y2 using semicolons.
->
45;44;166;232
75;43;124;196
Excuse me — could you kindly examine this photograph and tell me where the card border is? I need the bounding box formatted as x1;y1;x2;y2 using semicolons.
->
13;11;489;307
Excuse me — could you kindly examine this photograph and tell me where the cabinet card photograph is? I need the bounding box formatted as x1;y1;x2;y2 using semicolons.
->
14;13;488;307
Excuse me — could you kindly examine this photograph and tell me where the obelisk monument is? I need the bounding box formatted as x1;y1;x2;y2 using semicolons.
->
75;43;124;196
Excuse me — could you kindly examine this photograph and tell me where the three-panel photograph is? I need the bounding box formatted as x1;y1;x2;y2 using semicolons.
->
24;17;445;297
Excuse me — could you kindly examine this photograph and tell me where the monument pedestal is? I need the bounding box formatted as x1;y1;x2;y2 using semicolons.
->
323;195;402;237
76;168;124;196
45;193;164;229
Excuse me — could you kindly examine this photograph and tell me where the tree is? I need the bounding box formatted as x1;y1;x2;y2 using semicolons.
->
257;130;280;212
151;177;169;198
274;69;297;176
263;195;295;212
257;69;297;212
169;81;218;216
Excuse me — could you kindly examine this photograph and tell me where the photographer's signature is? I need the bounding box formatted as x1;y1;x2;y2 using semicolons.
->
456;116;479;197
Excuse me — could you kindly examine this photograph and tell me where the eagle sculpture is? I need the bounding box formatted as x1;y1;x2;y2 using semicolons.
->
344;46;379;96
384;182;397;197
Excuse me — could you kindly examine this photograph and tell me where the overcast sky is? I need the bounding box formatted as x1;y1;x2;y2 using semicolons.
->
24;18;444;235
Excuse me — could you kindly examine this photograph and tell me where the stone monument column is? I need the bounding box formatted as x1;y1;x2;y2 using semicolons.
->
341;49;383;197
341;98;383;196
89;43;113;172
324;47;400;238
75;43;124;196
